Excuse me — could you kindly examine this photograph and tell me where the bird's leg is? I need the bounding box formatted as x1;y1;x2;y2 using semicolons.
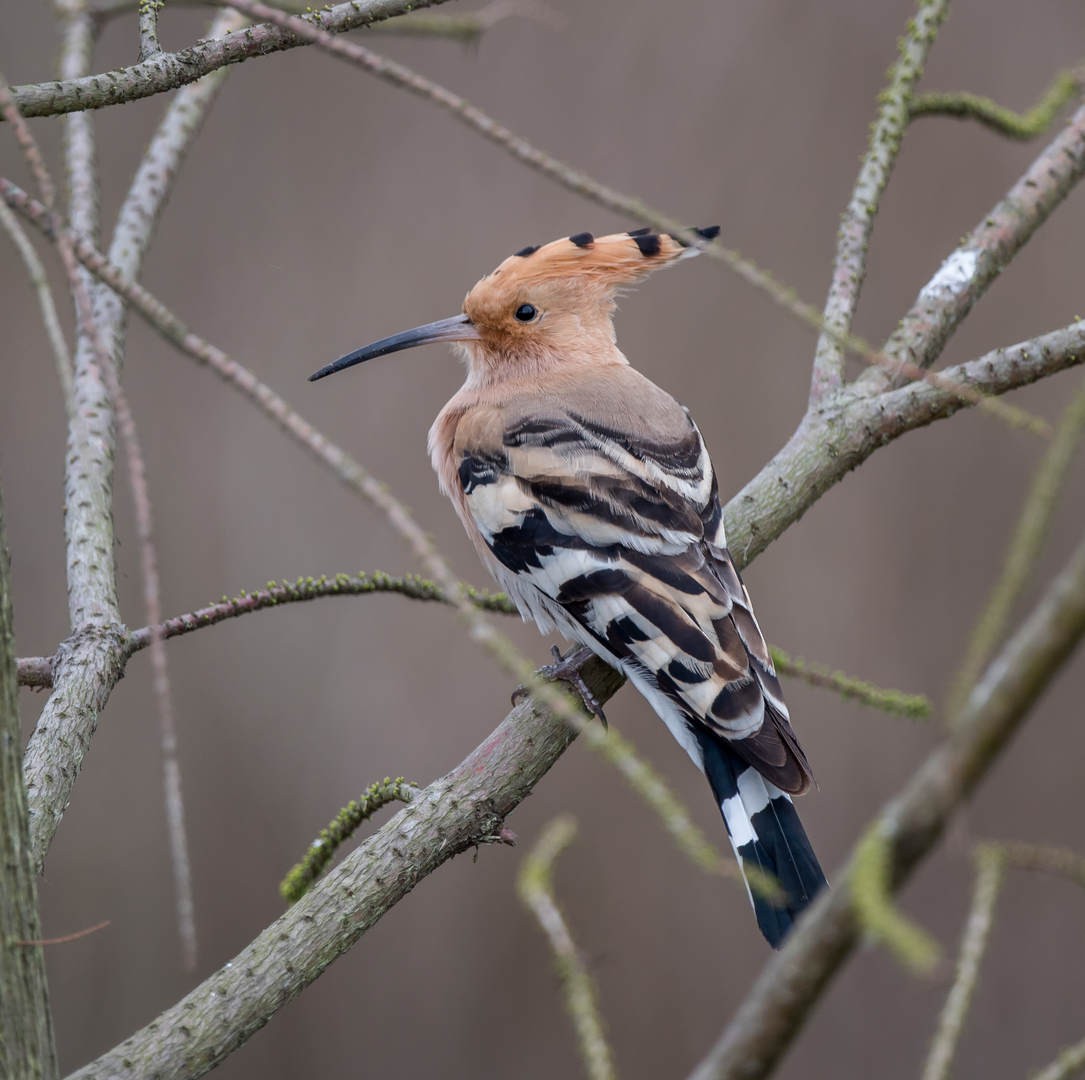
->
511;644;608;728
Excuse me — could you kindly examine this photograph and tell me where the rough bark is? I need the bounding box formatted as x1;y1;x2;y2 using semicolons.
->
0;488;58;1079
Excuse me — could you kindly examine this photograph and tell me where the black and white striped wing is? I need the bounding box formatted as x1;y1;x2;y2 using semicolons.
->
460;407;811;793
455;403;826;946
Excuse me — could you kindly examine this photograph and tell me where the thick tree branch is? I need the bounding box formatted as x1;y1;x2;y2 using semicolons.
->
6;0;451;119
687;535;1085;1080
0;489;58;1079
0;48;131;871
69;658;624;1080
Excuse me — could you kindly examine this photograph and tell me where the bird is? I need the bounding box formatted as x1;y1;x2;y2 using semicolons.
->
309;226;827;946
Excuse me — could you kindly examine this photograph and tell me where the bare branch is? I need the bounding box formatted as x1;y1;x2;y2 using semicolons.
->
6;0;452;119
911;65;1085;139
0;489;58;1079
920;846;1005;1080
68;657;625;1080
518;817;617;1080
769;645;930;717
687;535;1085;1080
809;0;949;402
102;4;247;972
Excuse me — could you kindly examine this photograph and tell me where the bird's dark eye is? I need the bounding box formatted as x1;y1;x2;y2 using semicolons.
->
514;303;538;322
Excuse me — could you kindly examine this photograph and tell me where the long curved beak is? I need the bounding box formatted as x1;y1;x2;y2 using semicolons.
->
309;313;478;382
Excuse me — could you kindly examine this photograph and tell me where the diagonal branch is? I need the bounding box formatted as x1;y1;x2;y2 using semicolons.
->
687;534;1085;1080
68;657;625;1080
6;0;452;119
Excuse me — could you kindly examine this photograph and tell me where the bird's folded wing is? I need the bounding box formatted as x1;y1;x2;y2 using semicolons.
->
458;403;813;795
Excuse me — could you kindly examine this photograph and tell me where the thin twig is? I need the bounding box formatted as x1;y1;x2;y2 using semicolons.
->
280;777;418;903
0;197;73;410
947;371;1085;718
13;920;111;947
920;846;1005;1080
911;65;1085;140
16;573;927;730
99;4;247;973
517;817;617;1080
809;0;949;402
769;645;930;718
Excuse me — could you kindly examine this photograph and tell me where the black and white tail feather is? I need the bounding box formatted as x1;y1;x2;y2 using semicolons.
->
450;363;828;947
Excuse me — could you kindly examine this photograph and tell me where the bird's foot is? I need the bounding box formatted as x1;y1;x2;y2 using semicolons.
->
524;645;608;728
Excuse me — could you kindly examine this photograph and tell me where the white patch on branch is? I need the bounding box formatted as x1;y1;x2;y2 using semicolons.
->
920;249;979;302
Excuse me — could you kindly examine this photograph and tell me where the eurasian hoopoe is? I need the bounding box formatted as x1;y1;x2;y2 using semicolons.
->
310;227;827;946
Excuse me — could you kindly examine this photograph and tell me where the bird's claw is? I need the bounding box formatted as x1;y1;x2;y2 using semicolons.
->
536;645;608;728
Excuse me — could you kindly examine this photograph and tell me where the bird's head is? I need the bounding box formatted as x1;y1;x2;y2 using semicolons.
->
309;226;719;384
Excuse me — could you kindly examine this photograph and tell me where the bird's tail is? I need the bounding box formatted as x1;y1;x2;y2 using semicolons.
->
697;732;827;948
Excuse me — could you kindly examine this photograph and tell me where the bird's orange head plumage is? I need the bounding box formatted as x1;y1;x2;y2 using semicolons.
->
309;226;719;384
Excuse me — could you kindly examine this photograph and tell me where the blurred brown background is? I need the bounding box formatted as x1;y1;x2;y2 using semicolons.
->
3;1;1085;1076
